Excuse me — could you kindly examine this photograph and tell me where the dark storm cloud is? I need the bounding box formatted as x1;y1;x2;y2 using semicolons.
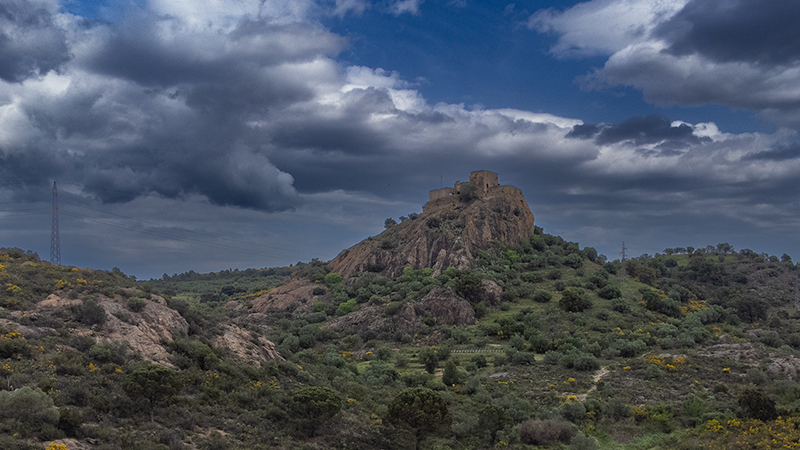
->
86;16;342;89
657;0;800;66
567;115;704;151
744;143;800;162
595;116;700;146
0;0;70;83
0;149;69;201
0;3;359;212
566;123;600;140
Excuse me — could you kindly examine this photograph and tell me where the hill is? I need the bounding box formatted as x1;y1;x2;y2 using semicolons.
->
2;173;800;449
329;170;535;279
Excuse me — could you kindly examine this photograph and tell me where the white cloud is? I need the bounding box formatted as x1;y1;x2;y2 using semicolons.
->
529;0;686;57
390;0;423;16
532;0;800;129
331;0;369;17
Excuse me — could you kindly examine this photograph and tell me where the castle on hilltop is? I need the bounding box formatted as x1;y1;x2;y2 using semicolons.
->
428;170;500;202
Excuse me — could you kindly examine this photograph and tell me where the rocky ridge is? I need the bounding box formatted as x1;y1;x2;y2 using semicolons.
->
328;171;535;280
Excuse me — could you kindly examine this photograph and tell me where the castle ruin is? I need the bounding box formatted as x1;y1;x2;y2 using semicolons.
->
428;170;501;203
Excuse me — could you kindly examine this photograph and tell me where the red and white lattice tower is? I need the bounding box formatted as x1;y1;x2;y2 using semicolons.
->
50;181;61;266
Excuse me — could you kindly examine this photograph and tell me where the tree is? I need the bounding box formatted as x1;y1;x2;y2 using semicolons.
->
387;387;450;450
419;347;438;374
385;218;398;229
478;404;508;443
292;386;342;436
123;364;184;421
442;359;460;386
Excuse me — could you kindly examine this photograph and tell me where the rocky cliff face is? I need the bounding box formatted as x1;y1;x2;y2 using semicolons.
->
328;183;535;280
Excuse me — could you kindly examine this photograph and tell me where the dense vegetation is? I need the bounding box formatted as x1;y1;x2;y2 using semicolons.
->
2;229;800;449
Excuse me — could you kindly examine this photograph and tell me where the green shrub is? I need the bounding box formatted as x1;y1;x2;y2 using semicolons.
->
363;360;399;386
336;299;358;315
458;183;478;201
127;297;147;312
598;285;621;299
643;290;681;317
77;299;106;325
0;387;59;436
324;272;342;287
470;354;487;368
611;298;632;313
565;253;583;269
560;287;591;312
519;419;576;446
533;291;552;303
572;353;600;371
738;388;777;421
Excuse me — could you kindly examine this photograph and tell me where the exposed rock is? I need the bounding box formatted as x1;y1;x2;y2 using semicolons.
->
767;356;800;380
251;279;320;314
325;303;418;335
482;279;502;306
224;301;244;311
700;343;764;361
211;325;283;366
100;298;189;368
328;171;535;280
37;293;82;309
0;318;57;338
47;439;93;450
419;288;476;326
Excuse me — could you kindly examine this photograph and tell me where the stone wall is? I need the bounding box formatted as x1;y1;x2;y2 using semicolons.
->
429;187;455;202
428;170;500;203
469;170;499;194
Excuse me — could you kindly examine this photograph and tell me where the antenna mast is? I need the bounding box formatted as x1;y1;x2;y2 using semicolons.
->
50;181;61;266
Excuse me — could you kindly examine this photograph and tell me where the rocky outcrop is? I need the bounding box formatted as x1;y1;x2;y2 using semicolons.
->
419;288;476;326
37;293;82;309
251;279;321;314
325;303;418;335
99;298;189;368
325;288;477;334
328;171;535;280
211;325;283;366
482;279;503;306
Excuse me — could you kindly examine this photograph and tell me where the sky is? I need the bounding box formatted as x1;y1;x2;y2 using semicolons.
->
2;0;800;279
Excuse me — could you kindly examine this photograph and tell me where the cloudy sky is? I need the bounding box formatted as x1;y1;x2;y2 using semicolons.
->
2;0;800;279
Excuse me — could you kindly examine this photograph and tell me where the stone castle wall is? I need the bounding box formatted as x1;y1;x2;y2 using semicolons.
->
469;170;499;194
428;170;500;203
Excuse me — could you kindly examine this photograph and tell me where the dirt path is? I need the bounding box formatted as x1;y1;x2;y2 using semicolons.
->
575;367;610;401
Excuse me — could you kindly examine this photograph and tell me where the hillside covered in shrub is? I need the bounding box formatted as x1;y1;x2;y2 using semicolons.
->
2;231;800;449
